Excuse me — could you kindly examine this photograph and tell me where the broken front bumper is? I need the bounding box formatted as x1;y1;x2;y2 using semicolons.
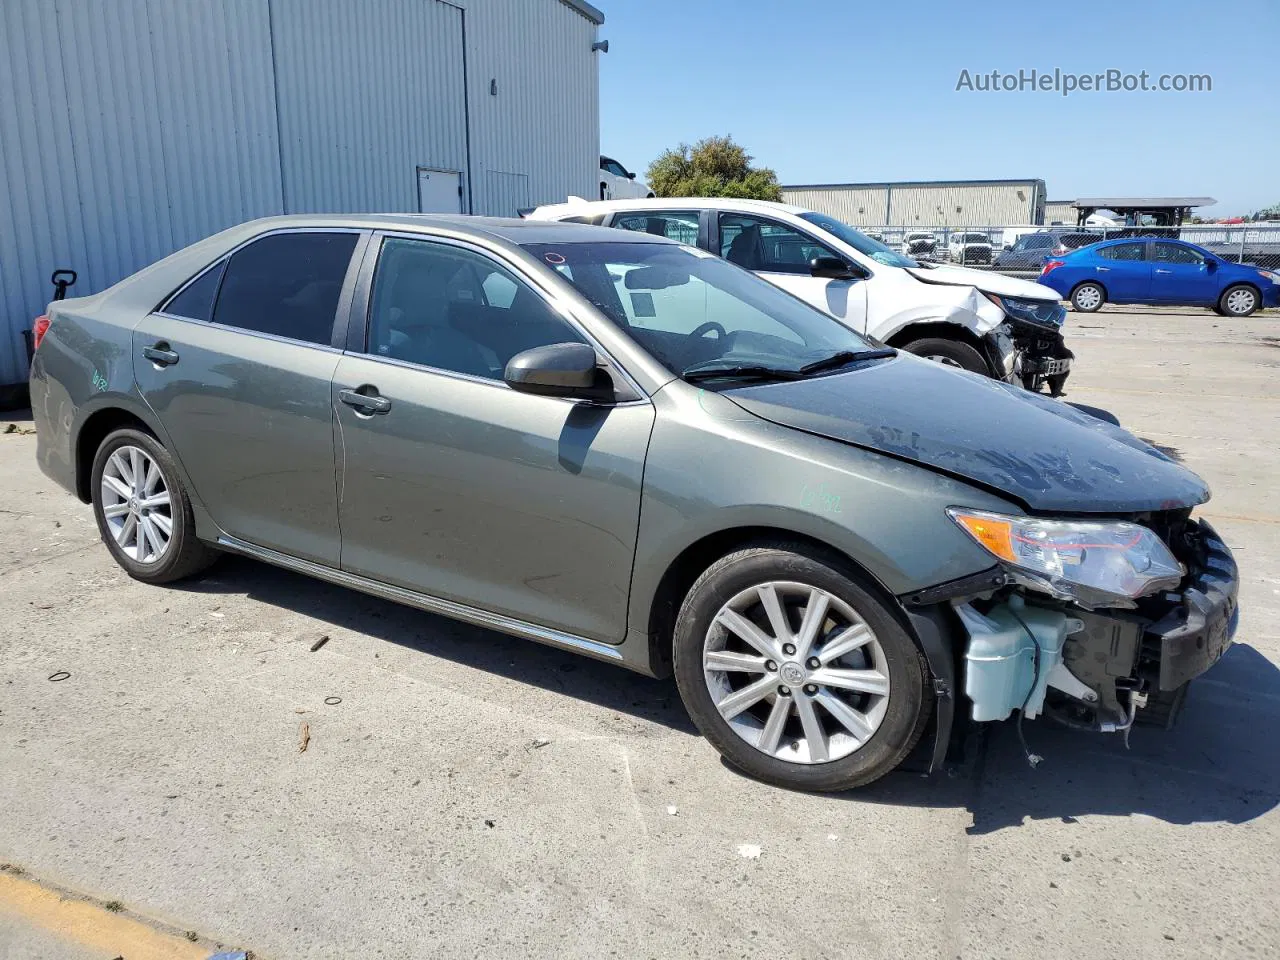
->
902;520;1239;770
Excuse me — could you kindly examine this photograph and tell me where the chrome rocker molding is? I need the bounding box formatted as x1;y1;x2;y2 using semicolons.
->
215;533;626;665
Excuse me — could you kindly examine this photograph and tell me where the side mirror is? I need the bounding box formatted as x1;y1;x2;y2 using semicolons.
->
809;256;864;280
1205;258;1218;272
504;342;612;401
1003;243;1012;251
627;171;636;180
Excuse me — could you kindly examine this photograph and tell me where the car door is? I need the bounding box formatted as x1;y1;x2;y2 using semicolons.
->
1150;242;1218;303
332;233;654;641
714;212;869;332
134;229;364;565
1092;240;1150;302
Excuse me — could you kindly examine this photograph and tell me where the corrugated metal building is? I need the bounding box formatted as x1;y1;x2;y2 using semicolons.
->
781;179;1048;228
1044;200;1078;225
0;0;604;397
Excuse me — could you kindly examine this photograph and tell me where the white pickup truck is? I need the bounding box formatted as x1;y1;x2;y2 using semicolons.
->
527;197;1073;394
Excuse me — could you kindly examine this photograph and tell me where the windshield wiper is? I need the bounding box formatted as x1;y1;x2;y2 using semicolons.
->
681;364;803;384
798;348;897;375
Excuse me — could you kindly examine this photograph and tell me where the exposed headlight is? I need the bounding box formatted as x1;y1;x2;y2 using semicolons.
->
1257;270;1279;283
947;508;1184;608
983;292;1066;329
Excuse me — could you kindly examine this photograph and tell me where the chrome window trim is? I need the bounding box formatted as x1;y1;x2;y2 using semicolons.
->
148;311;348;355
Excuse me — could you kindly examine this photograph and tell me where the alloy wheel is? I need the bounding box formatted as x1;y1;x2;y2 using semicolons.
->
702;581;890;764
1225;288;1256;315
100;445;172;564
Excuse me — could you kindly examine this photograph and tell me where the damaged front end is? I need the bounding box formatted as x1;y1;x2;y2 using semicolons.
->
985;294;1074;396
904;511;1239;768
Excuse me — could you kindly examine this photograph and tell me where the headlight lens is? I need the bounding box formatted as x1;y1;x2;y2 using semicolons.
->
983;292;1066;329
947;508;1184;608
1257;270;1278;283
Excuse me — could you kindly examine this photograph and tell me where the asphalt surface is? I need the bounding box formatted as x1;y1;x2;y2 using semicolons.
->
1;306;1278;959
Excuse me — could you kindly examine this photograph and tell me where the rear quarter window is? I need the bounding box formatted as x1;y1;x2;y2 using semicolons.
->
161;260;226;321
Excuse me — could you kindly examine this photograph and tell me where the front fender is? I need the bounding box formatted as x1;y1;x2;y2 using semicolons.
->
869;286;1005;344
625;385;1017;654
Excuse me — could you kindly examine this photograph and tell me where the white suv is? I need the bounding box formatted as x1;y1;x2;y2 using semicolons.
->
599;156;655;201
527;197;1073;393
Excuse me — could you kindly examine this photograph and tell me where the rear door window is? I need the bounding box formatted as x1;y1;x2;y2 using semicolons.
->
612;211;700;245
212;232;359;345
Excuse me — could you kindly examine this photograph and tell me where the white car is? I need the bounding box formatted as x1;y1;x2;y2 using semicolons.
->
526;197;1073;393
902;231;940;259
599;155;655;201
946;232;994;265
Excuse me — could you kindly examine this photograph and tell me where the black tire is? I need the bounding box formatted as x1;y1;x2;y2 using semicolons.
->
902;337;990;375
1070;282;1106;312
672;543;933;792
90;427;218;584
1218;284;1259;317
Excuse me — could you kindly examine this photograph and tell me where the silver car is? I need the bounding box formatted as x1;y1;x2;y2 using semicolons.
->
29;215;1239;790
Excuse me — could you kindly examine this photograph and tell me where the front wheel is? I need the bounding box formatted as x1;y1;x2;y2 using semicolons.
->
1071;282;1105;312
1219;284;1259;317
90;427;218;584
902;337;990;375
673;544;933;791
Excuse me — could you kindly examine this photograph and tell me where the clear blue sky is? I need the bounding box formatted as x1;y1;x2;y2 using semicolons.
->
598;0;1278;218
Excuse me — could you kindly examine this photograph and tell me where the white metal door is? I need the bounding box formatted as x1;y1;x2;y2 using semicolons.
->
417;169;461;213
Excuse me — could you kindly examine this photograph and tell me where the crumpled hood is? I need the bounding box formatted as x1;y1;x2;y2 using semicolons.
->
723;355;1210;514
908;264;1060;302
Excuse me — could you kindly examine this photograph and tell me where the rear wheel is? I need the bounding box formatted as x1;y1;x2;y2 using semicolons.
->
902;337;990;375
90;427;218;584
673;544;932;791
1071;282;1105;312
1219;284;1259;317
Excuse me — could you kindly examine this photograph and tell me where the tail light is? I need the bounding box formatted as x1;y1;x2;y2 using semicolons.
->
1041;260;1065;276
32;314;51;350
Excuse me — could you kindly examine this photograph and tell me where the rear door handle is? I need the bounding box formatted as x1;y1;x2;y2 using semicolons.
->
1095;266;1110;272
1155;269;1172;274
143;343;179;366
338;386;391;414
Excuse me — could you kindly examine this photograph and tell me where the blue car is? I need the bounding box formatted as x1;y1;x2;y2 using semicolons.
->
1039;237;1280;316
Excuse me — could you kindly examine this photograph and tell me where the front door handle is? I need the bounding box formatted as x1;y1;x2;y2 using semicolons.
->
1155;269;1172;274
143;343;179;366
338;386;391;415
1095;266;1110;272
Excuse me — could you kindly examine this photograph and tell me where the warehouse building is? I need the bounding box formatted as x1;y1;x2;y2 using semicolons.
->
0;0;604;400
781;179;1048;229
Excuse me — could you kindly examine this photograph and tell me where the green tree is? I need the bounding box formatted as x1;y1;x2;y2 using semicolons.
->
645;135;782;201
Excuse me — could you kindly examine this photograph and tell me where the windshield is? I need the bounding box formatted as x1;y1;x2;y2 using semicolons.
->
797;212;918;268
520;241;878;382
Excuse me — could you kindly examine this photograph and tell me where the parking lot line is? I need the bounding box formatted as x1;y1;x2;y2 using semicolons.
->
0;870;207;960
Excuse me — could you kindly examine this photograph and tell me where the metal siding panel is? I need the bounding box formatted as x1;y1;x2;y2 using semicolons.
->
0;0;281;387
464;0;599;215
271;0;469;214
781;187;889;224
